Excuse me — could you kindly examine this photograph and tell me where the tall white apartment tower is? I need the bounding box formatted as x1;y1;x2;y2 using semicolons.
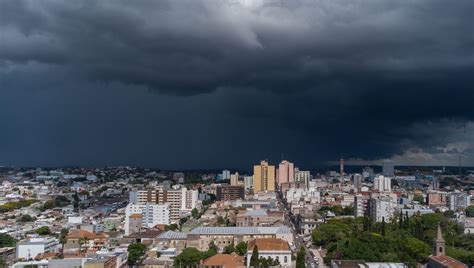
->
374;175;391;192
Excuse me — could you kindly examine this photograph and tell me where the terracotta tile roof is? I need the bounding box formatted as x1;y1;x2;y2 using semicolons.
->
66;229;108;239
129;213;143;219
430;255;467;268
202;253;245;268
247;238;290;252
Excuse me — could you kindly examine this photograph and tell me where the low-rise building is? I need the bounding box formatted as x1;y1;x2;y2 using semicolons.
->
236;209;284;227
63;230;108;254
246;238;292;268
186;226;293;251
16;237;59;260
202;253;245;268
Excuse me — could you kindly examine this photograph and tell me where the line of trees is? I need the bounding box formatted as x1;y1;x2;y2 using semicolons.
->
312;212;474;266
0;199;37;213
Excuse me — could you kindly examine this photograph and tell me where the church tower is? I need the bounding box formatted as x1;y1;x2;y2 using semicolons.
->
433;222;445;256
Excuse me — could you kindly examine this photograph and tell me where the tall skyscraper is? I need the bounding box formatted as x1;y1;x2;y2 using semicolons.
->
222;170;231;181
382;160;395;177
353;173;362;192
278;160;294;184
253;160;276;192
230;172;239;186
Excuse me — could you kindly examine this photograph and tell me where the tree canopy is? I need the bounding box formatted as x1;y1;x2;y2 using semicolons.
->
128;242;146;265
235;241;248;256
0;233;16;247
35;226;51;235
312;213;474;266
174;246;217;267
296;246;306;268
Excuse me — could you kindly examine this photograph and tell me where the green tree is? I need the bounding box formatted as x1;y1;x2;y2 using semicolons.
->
73;191;79;212
174;247;205;267
127;242;146;265
35;226;51;235
465;205;474;217
381;217;386;236
179;217;189;228
54;195;70;207
342;206;355;216
217;216;225;225
224;244;235;254
0;233;16;247
59;228;69;250
164;224;179;231
40;200;56;211
250;245;259;267
296;246;306;268
413;194;425;205
191;208;199;219
312;219;350;246
235;241;248;256
208;242;218;255
18;214;34;222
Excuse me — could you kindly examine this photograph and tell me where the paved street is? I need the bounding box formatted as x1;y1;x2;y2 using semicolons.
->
277;191;325;268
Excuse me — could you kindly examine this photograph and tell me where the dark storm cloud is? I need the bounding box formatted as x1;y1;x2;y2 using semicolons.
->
1;0;473;168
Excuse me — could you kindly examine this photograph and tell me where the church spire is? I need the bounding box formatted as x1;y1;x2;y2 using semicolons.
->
434;222;445;256
437;223;444;241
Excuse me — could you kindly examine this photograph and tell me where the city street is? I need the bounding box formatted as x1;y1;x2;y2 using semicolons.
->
277;191;324;268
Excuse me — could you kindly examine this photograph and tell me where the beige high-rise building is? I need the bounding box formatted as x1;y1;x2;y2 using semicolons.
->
253;160;276;192
230;172;239;186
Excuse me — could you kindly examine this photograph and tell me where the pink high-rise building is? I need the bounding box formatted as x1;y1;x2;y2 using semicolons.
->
278;160;294;184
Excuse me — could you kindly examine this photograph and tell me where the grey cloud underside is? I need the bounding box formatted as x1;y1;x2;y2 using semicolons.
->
1;0;474;167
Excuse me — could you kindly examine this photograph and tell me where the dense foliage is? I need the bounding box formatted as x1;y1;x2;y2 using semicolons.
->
191;208;199;219
164;223;179;231
174;246;217;267
0;199;37;213
296;246;306;268
35;226;51;235
235;241;248;256
18;214;35;222
312;213;474;266
318;205;354;216
466;205;474;217
128;242;147;265
0;233;16;247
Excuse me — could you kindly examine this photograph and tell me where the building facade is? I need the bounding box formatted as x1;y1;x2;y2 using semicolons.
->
374;175;391;192
382;160;395;177
125;203;170;235
278;160;294;185
253;161;276;193
216;185;245;201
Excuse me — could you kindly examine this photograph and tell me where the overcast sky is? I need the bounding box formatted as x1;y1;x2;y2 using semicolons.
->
1;0;473;169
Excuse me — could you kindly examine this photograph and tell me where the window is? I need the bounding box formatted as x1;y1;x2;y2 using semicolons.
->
284;256;288;263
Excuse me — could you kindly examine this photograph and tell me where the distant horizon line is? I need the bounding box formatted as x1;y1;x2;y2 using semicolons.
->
1;164;473;172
